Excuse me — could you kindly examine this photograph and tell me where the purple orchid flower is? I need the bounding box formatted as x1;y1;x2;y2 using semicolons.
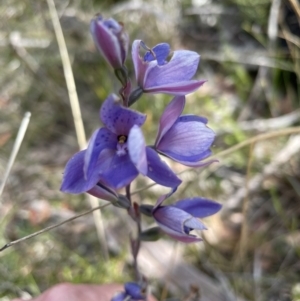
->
152;191;222;243
111;282;145;301
61;94;181;193
153;95;216;167
131;40;206;95
90;15;129;70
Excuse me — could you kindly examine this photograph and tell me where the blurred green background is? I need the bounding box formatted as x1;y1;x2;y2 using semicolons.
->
0;0;300;300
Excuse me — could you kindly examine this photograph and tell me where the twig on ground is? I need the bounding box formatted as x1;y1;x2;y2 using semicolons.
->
46;0;109;260
238;109;300;131
201;48;292;72
0;112;31;199
9;32;40;73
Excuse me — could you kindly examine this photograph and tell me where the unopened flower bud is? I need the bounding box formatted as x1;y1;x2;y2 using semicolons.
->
90;15;129;70
128;86;143;106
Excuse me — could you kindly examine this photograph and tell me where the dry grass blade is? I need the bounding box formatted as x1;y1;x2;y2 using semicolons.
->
288;0;300;18
46;0;86;148
0;112;31;199
209;126;300;161
46;0;108;260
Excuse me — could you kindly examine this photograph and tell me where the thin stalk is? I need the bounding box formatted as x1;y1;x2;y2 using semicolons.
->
133;220;142;282
126;184;131;203
0;203;110;252
126;184;142;282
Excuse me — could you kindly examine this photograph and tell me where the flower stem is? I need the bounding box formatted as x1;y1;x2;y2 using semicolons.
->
133;214;141;282
126;184;142;282
125;184;131;203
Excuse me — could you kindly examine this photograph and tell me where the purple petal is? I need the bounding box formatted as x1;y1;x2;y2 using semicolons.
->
146;147;181;188
185;217;207;230
157;221;202;243
125;282;145;299
132;40;156;88
97;148;116;171
100;94;146;135
177;114;208;124
144;43;170;65
102;18;120;30
99;153;138;189
87;182;118;202
84;128;117;179
61;150;101;194
174;198;222;218
161;149;212;165
144;50;200;88
155;96;185;146
154;206;206;233
144;80;206;95
167;158;218;168
103;18;129;63
157;115;215;163
90;17;122;69
128;125;147;175
153;206;205;243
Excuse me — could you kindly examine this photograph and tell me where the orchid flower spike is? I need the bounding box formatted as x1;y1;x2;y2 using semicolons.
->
152;192;222;243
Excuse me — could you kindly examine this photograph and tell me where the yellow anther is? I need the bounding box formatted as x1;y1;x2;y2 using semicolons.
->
118;135;127;144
